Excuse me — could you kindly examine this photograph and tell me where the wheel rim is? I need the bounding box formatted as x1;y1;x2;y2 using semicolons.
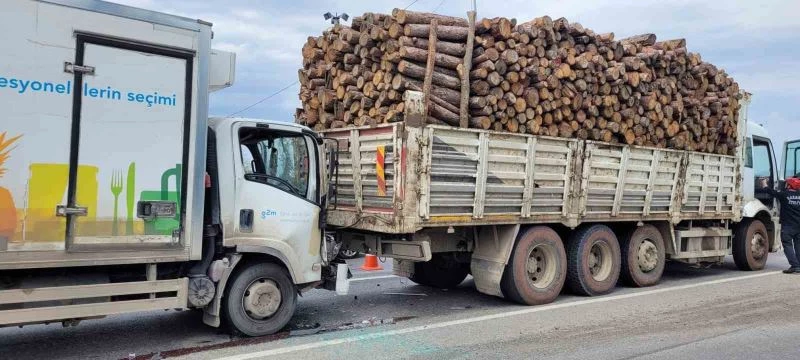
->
242;278;282;320
526;244;558;289
637;240;659;273
588;241;613;281
341;249;357;257
750;232;767;260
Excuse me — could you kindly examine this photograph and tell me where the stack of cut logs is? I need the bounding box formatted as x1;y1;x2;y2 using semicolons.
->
296;9;740;155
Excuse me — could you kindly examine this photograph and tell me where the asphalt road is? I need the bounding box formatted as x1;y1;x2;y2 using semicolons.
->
1;255;799;360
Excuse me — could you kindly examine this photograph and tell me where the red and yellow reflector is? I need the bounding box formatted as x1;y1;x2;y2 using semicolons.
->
376;145;386;196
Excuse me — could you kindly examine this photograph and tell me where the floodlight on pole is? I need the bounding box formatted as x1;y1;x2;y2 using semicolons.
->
323;12;349;25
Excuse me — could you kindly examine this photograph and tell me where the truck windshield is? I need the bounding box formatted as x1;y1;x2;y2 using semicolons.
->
240;128;310;198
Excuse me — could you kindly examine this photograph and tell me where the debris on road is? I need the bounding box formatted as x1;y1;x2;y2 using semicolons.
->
289;323;322;337
336;317;396;331
383;292;428;296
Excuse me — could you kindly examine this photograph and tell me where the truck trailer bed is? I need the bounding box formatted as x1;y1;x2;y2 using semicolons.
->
324;123;739;233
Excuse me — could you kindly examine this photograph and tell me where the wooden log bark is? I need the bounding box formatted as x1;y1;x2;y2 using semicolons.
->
392;8;469;27
398;60;461;90
460;10;476;128
404;24;470;41
620;33;657;46
392;74;462;104
399;36;466;57
472;48;499;64
399;46;463;69
422;20;439;120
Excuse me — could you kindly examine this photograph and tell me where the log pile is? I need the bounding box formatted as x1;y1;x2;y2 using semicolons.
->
296;10;473;130
296;10;741;155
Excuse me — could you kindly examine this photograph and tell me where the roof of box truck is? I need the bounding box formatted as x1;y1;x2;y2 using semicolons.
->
39;0;211;31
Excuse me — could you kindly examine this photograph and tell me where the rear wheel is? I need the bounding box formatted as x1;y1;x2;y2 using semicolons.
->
338;248;361;259
733;219;769;271
620;225;665;287
223;262;297;336
566;224;621;296
501;226;567;305
409;253;469;289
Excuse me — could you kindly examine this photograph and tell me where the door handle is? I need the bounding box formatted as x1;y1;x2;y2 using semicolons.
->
56;205;88;217
240;209;254;233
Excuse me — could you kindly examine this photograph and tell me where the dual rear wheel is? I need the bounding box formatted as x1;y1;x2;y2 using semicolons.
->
501;224;667;305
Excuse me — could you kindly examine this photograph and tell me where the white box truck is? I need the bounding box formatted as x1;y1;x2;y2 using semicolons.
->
0;0;339;337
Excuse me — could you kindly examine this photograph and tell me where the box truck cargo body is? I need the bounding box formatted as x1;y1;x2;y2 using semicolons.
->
0;0;214;264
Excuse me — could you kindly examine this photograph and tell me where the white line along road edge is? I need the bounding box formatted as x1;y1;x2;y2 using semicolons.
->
349;275;397;282
216;271;781;360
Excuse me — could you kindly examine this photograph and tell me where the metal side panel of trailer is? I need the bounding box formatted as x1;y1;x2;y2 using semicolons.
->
324;123;741;234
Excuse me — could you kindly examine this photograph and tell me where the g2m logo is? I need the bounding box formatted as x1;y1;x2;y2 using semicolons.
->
260;209;277;219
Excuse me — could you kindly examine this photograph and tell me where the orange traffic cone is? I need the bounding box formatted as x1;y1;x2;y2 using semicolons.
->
360;254;384;271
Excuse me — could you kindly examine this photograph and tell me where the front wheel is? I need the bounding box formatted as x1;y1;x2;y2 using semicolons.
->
223;262;297;337
733;219;769;271
620;225;665;287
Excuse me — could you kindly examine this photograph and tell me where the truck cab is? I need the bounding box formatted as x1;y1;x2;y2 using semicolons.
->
188;117;334;335
208;117;328;286
741;121;781;250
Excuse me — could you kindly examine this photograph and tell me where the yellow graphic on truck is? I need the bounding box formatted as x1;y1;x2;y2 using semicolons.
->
0;132;22;241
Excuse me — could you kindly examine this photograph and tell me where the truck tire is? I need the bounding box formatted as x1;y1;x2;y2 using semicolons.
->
409;253;469;289
620;225;665;287
566;224;621;296
338;248;361;259
223;262;297;337
501;226;567;305
733;219;769;271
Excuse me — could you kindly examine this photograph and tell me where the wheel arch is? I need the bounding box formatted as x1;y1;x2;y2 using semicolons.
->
201;248;296;329
234;245;298;283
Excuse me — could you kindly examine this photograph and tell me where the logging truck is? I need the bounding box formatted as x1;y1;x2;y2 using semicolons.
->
0;0;795;339
323;91;787;304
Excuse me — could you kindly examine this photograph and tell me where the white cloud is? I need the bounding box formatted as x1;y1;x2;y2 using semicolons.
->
110;0;800;156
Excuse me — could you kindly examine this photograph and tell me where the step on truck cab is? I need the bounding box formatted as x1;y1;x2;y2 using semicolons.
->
0;0;335;337
324;91;792;304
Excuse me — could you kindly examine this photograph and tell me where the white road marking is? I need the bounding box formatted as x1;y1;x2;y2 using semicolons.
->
217;271;780;360
348;275;397;282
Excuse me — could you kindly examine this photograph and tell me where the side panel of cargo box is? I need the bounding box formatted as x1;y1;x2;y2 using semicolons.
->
0;0;209;269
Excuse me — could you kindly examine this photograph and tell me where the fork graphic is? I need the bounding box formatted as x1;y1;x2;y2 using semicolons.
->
110;170;124;236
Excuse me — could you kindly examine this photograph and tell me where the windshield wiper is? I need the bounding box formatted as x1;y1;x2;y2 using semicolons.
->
245;173;303;196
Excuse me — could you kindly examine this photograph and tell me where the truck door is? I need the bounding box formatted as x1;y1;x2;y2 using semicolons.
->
782;139;800;180
232;123;323;283
63;34;192;250
751;136;778;209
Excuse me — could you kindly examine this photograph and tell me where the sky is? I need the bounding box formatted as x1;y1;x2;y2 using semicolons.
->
114;0;800;160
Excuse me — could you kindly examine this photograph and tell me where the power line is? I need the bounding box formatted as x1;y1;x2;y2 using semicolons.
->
431;0;446;12
227;80;299;117
404;0;420;10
